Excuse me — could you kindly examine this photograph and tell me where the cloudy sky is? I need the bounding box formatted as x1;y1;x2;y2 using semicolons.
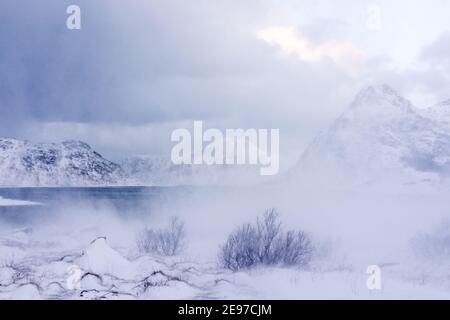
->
1;0;449;168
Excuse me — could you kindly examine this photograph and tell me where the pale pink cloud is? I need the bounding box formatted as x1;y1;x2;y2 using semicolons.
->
257;26;365;72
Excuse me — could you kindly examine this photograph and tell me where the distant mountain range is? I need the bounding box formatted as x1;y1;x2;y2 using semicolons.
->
0;140;263;187
2;85;450;187
120;155;262;186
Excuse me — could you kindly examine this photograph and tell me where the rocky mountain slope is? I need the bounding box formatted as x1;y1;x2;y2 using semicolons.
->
0;139;123;186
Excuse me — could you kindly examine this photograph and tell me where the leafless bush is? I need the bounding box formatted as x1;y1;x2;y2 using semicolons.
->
0;259;34;284
137;217;186;256
219;209;314;271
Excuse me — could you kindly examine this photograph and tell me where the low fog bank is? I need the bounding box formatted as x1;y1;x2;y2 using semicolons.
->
164;185;450;266
2;183;448;271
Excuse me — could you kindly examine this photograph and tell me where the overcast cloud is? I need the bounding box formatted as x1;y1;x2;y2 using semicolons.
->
1;0;449;167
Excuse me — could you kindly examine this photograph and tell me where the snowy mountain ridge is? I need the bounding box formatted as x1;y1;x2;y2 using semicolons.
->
0;138;123;187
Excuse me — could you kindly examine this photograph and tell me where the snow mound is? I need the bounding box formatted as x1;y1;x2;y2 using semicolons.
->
0;267;15;287
3;283;41;300
76;237;137;280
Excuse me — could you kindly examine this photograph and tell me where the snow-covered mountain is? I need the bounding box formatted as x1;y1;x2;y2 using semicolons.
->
296;85;450;187
422;99;450;128
120;155;263;186
119;156;194;186
0;138;264;187
0;139;123;186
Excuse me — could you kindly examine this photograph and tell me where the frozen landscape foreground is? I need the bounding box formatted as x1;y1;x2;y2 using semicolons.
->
1;186;450;300
1;231;450;300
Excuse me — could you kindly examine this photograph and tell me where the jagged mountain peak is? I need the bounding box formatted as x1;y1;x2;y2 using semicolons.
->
357;84;396;97
349;84;414;113
296;85;450;188
0;138;93;151
61;140;92;150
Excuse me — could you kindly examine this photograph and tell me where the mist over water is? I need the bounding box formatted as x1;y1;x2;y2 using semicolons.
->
1;184;448;268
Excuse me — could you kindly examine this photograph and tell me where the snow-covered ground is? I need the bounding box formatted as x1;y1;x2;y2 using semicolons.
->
0;196;40;207
1;233;450;300
1;199;450;300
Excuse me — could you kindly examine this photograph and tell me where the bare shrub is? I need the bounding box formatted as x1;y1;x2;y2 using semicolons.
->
137;217;186;256
219;209;314;271
0;258;34;284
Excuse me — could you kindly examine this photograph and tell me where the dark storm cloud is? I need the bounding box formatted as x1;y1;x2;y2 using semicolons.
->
0;0;358;132
0;1;108;127
4;0;448;164
0;0;276;132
